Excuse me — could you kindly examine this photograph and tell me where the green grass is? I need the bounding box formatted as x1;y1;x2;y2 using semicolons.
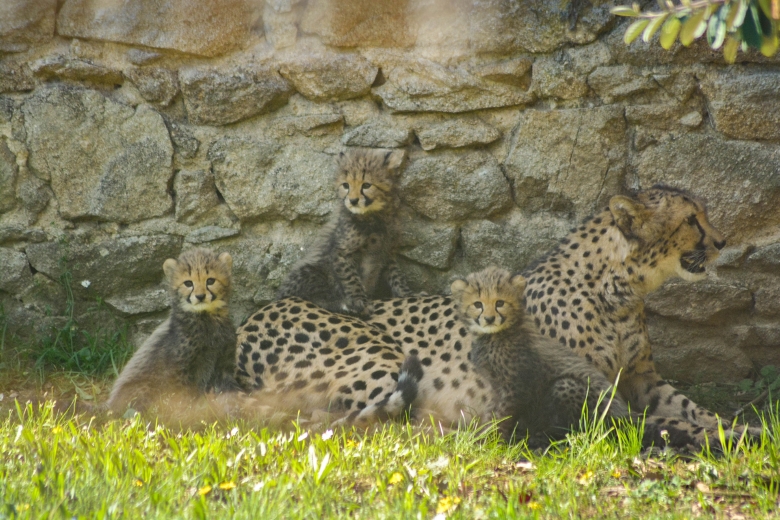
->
1;400;779;519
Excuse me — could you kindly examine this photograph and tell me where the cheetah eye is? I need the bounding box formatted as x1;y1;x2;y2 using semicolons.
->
206;278;215;285
495;300;505;308
686;215;698;226
473;301;483;310
183;280;193;288
362;182;372;190
341;183;349;190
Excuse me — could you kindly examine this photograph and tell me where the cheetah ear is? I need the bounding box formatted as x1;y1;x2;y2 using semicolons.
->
163;258;178;280
383;149;405;171
450;279;468;298
336;151;347;169
609;195;647;238
217;252;233;271
509;274;527;293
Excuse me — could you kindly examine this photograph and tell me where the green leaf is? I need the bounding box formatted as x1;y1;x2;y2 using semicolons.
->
660;17;683;49
727;0;749;30
707;5;728;49
611;5;640;16
760;364;778;381
742;4;764;48
738;379;754;392
680;9;708;46
625;18;651;44
643;13;669;42
761;32;779;56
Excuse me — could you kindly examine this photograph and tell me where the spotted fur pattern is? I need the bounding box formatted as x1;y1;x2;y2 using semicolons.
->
108;248;240;415
276;148;412;318
235;297;418;427
450;267;627;446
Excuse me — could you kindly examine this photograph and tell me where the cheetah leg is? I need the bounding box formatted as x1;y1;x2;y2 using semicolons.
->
385;258;413;297
333;254;372;317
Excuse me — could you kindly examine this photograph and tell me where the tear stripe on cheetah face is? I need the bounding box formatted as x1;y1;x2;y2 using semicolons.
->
234;298;417;427
337;148;404;215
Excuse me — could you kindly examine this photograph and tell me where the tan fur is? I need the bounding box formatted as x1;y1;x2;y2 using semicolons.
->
234;298;419;427
107;248;239;422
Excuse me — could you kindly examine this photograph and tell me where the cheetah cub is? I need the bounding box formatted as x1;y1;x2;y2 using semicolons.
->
451;267;628;447
107;248;240;416
277;148;412;317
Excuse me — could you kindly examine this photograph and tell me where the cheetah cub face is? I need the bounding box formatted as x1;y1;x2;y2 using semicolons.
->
336;148;404;215
450;266;527;335
163;248;233;315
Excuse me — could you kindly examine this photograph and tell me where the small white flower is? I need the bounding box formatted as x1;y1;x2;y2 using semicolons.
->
81;280;91;288
321;429;333;441
297;432;309;442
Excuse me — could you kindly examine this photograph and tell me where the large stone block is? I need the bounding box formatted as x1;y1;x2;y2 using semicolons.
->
373;57;534;113
25;235;182;298
301;0;413;47
746;243;780;273
0;61;35;93
208;137;333;222
413;118;501;151
125;67;179;106
464;0;613;54
398;216;459;270
57;0;259;57
342;121;412;148
532;57;589;100
31;56;123;87
180;66;293;125
0;248;30;293
645;279;752;323
0;0;56;49
632;133;780;240
700;69;780;141
279;52;377;102
461;209;571;273
174;169;221;224
0;140;17;213
23;86;173;223
504;106;627;218
648;317;754;383
399;150;512;221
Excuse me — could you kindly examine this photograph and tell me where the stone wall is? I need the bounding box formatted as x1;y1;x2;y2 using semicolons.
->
1;0;779;383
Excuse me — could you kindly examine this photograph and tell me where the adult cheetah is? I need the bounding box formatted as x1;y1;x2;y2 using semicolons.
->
236;186;751;446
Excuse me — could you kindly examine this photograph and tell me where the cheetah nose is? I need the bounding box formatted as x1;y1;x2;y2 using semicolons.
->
194;294;206;302
349;198;359;206
483;316;495;325
714;238;726;250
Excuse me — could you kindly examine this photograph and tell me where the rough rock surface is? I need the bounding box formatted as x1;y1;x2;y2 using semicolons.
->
400;150;512;221
25;235;181;298
301;0;413;48
208;137;332;221
57;0;259;57
0;247;31;293
180;66;293;125
0;0;56;49
373;58;535;113
505;106;626;218
414;118;501;151
700;69;780;141
279;52;377;101
632;133;780;239
125;67;179;106
22;86;173;223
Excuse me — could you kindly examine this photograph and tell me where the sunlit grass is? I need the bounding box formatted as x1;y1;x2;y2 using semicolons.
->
2;400;779;519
